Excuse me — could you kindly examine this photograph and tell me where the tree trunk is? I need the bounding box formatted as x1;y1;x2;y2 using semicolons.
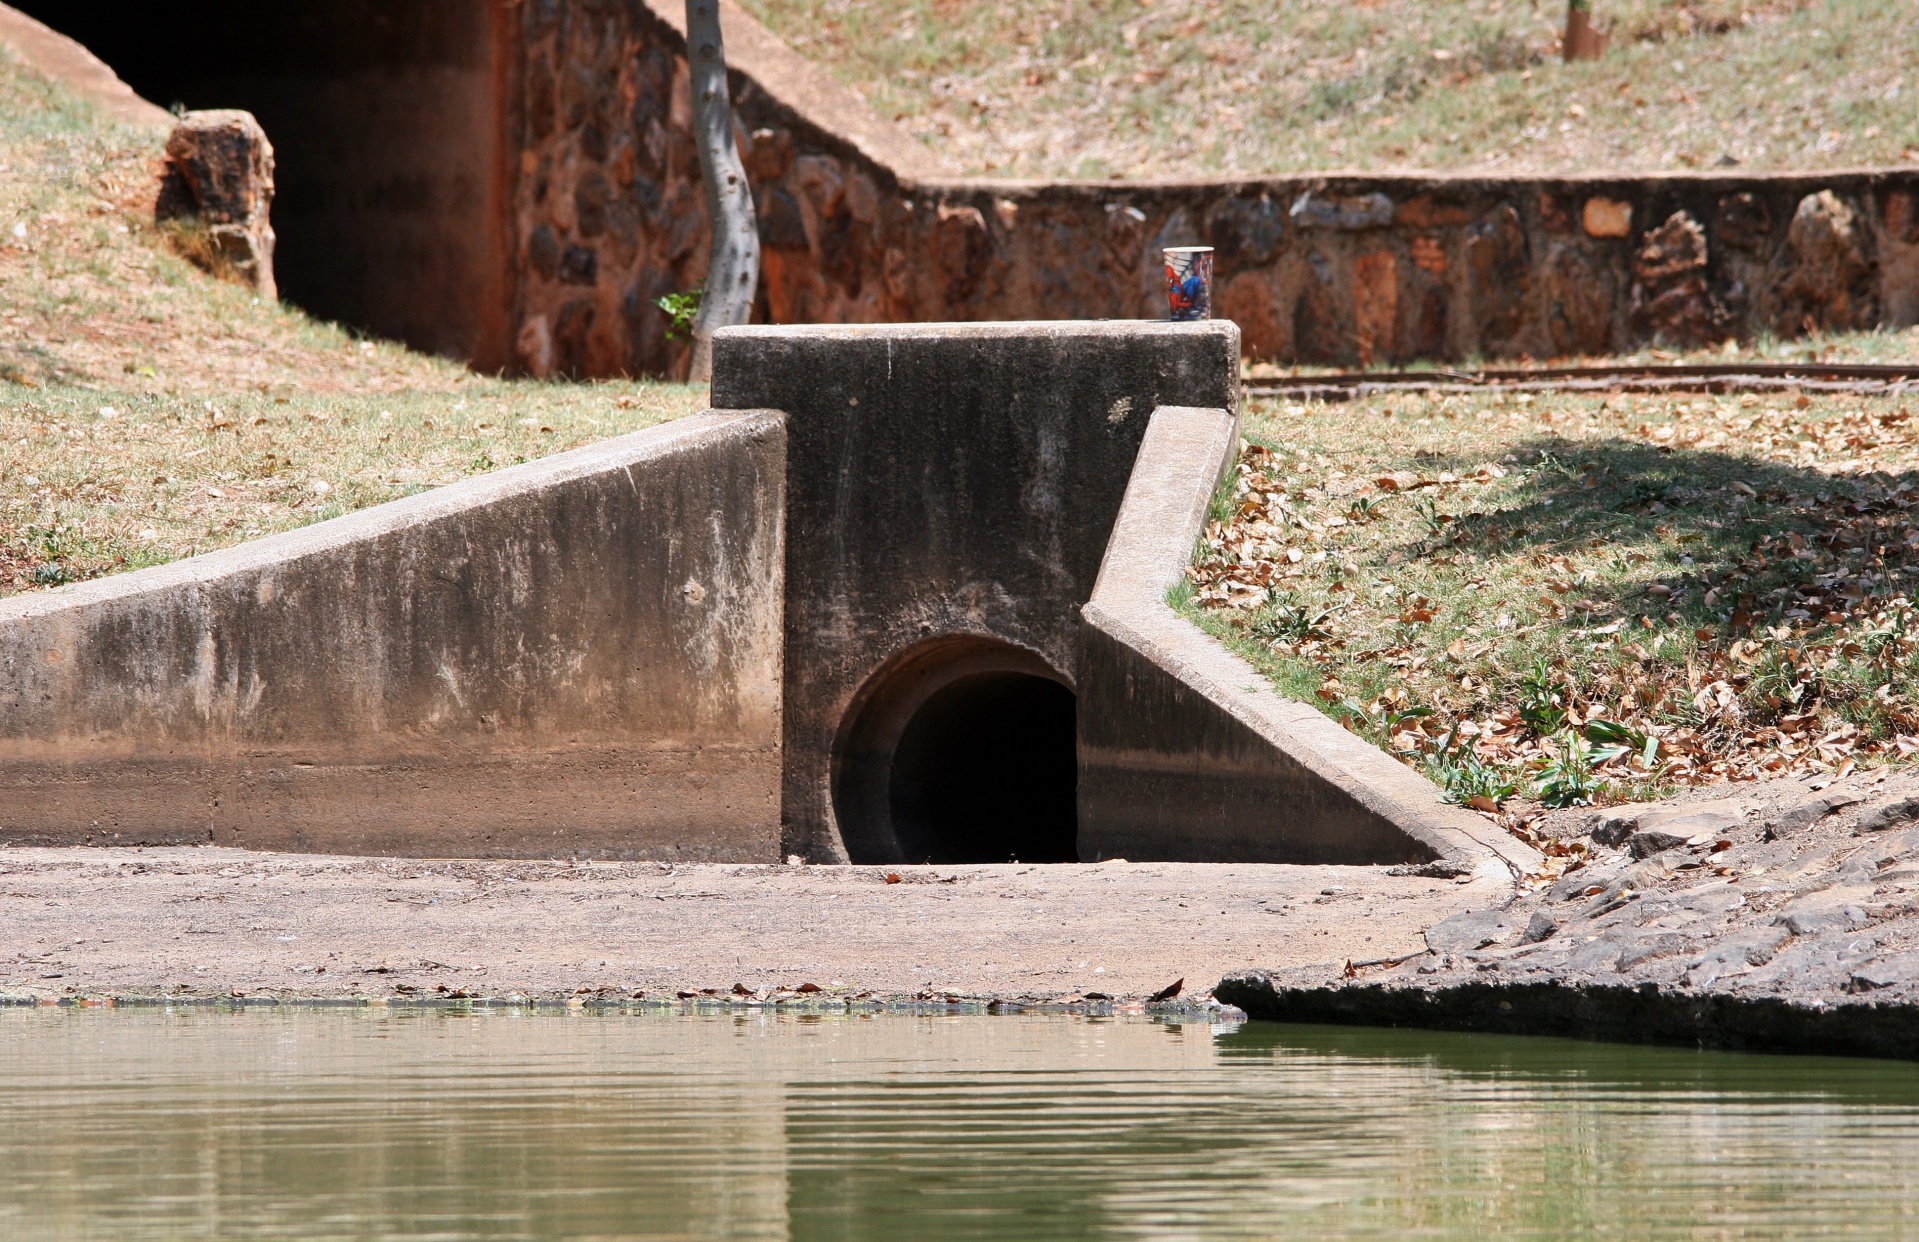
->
685;0;760;382
1563;3;1609;62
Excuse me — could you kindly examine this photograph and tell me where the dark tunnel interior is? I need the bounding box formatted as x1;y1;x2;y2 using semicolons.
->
15;1;513;366
884;672;1079;866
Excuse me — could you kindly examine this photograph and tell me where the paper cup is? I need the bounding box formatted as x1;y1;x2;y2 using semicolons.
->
1164;246;1214;321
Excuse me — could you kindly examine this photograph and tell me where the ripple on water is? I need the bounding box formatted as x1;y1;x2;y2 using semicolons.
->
1;1009;1917;1240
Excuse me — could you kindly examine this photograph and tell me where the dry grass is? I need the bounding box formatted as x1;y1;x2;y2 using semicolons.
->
0;48;706;598
738;0;1919;179
1184;386;1919;823
1249;325;1919;379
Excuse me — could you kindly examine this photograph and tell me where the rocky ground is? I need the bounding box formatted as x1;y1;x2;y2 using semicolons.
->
0;851;1498;1006
1222;769;1919;1057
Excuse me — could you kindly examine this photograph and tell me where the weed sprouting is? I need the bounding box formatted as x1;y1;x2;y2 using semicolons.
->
1532;731;1604;808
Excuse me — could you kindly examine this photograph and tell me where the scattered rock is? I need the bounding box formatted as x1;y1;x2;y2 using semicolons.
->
1779;189;1874;334
1855;794;1919;835
1616;932;1695;970
1630;210;1719;346
1517;912;1558;944
1425;907;1524;954
1775;889;1873;938
1550;856;1628;901
1629;830;1691;860
1769;789;1865;837
155;109;276;298
1289;191;1394;231
1591;810;1638;848
1582;197;1633;238
1849;953;1919;993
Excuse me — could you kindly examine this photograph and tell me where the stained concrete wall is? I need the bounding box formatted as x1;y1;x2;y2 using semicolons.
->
11;0;523;369
708;321;1240;863
1078;404;1536;872
0;412;786;860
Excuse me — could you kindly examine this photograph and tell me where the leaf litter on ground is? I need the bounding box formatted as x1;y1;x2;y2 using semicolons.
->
1183;388;1919;846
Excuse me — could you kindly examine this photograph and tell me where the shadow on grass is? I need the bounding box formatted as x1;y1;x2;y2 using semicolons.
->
1397;434;1914;629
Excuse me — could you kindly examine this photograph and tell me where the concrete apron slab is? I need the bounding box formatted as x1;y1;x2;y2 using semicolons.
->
0;848;1511;1004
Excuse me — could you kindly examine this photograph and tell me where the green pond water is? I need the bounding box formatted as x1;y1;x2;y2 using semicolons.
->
3;1008;1919;1239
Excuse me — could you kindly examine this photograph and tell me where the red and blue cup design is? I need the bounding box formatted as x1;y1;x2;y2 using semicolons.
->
1164;246;1214;321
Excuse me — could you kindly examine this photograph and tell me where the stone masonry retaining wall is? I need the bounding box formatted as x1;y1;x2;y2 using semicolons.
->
517;0;1919;378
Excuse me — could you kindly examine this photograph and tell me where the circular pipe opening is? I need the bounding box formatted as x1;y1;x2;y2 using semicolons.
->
833;637;1078;865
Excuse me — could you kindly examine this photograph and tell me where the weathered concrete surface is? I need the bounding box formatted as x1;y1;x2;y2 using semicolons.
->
1079;404;1539;872
1218;771;1919;1060
0;849;1507;1003
709;320;1240;863
0;412;786;860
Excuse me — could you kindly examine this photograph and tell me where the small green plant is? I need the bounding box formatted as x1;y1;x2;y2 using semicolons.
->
30;562;70;586
1423;728;1519;807
1412;494;1450;534
1252;600;1341;645
1533;730;1603;808
1517;658;1568;736
656;287;704;340
1583;718;1658;768
1346;495;1390;523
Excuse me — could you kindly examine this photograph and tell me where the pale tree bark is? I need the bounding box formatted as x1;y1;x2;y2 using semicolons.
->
685;0;760;382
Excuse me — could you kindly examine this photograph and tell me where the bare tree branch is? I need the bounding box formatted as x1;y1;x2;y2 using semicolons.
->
685;0;760;382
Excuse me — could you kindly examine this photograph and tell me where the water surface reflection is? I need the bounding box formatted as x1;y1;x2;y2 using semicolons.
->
2;1008;1916;1239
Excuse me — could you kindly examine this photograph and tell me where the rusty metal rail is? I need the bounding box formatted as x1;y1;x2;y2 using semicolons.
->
1246;361;1919;402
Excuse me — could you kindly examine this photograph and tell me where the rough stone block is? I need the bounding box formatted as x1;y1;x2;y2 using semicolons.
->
1629;830;1692;860
155;109;277;298
1855;793;1919;834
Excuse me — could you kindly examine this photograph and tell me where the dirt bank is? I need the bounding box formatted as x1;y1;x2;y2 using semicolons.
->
0;849;1503;1003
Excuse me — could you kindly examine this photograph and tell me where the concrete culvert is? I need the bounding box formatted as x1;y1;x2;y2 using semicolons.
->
833;637;1078;865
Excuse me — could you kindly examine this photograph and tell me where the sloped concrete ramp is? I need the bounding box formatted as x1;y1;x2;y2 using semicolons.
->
0;412;787;859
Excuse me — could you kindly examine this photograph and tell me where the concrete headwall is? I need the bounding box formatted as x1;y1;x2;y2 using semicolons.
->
1078;404;1536;871
0;412;787;860
709;321;1240;863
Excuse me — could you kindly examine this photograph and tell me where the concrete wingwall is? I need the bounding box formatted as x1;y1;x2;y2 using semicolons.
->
0;412;787;860
1078;405;1538;873
0;321;1543;870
